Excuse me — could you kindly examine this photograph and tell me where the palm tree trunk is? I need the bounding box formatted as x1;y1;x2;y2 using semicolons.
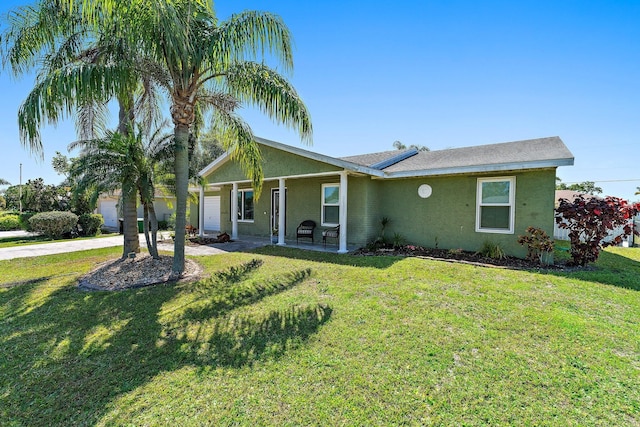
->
148;202;159;259
172;123;190;274
142;201;160;259
121;182;139;257
118;96;139;258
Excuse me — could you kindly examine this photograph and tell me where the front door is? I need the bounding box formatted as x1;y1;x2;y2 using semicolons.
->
271;188;286;235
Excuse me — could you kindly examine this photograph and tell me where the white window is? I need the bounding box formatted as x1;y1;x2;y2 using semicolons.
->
234;189;254;222
321;183;340;226
476;177;515;234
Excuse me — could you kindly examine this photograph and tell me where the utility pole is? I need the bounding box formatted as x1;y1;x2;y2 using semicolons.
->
19;163;22;214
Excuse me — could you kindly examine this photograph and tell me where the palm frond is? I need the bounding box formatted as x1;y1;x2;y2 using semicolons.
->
212;108;264;197
224;61;312;143
210;10;294;73
75;100;110;140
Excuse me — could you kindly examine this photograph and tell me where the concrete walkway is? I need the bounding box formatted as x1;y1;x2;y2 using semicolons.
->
0;232;271;261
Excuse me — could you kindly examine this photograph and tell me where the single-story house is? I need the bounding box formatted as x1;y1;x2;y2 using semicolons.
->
195;136;574;257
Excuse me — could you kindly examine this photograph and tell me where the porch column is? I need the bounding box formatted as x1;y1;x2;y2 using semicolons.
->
338;171;348;253
231;182;238;240
278;178;286;246
198;185;205;237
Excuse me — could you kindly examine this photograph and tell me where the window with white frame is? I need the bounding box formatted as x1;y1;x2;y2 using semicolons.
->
234;189;254;222
321;183;340;226
476;177;515;233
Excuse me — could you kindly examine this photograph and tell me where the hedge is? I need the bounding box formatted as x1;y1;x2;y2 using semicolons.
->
29;211;78;239
78;213;104;236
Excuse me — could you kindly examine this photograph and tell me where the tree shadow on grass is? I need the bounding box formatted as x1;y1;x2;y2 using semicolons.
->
541;249;640;291
0;275;54;288
0;260;331;426
249;245;402;269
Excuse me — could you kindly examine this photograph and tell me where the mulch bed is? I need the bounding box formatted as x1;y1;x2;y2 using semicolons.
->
78;254;202;291
353;246;570;270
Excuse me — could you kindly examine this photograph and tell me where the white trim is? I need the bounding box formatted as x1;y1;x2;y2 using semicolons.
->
278;178;286;246
379;159;573;180
203;171;351;187
321;183;340;226
231;183;238;239
476;176;516;234
338;171;348;253
198;186;205;237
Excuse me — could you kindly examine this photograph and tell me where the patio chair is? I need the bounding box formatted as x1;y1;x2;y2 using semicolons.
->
296;220;316;244
322;225;340;248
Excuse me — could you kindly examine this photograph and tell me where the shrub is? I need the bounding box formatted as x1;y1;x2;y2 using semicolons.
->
476;240;506;260
0;213;21;231
518;226;554;265
556;195;640;266
157;220;169;230
392;232;406;249
78;213;104;236
19;212;36;231
29;211;78;239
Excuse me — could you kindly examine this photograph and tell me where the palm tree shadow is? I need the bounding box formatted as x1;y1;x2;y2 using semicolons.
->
1;263;331;426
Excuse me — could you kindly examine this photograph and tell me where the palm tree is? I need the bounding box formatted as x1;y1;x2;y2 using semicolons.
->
70;123;173;258
135;1;312;274
2;0;163;257
0;179;10;186
31;0;313;274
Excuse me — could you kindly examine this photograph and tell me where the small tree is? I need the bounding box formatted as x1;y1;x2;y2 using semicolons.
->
556;195;640;266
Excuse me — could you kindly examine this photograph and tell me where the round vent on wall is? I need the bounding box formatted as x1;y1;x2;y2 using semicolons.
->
418;184;432;199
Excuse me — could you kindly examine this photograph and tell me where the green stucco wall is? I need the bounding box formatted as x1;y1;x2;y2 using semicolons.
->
376;169;557;257
206;145;341;185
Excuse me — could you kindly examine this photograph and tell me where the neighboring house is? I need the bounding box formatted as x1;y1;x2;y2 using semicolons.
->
96;191;191;229
196;136;574;257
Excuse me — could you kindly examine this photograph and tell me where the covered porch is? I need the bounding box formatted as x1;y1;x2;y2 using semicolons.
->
197;169;355;254
192;232;358;254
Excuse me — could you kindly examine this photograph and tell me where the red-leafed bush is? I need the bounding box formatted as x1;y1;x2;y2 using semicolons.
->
556;195;640;266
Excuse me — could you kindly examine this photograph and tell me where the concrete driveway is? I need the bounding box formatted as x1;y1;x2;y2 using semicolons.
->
0;231;269;260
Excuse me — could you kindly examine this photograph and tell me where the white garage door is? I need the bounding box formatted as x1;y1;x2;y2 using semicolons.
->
203;196;221;231
100;200;119;228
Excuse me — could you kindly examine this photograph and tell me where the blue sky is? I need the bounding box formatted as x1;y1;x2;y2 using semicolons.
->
1;0;639;200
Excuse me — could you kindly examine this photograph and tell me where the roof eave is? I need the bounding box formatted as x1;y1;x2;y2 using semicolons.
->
381;158;575;179
254;137;385;177
198;136;385;179
199;152;231;177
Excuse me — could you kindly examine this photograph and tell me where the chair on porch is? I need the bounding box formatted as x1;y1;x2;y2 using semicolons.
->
296;220;316;244
322;225;340;248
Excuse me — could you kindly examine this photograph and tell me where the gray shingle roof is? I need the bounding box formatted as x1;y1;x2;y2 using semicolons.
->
340;149;415;167
342;136;573;174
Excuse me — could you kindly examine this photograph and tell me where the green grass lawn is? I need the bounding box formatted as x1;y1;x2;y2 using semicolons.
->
1;246;639;426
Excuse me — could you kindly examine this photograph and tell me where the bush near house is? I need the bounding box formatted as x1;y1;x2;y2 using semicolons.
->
78;213;104;236
556;195;640;266
0;212;21;231
518;226;554;265
29;211;78;239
